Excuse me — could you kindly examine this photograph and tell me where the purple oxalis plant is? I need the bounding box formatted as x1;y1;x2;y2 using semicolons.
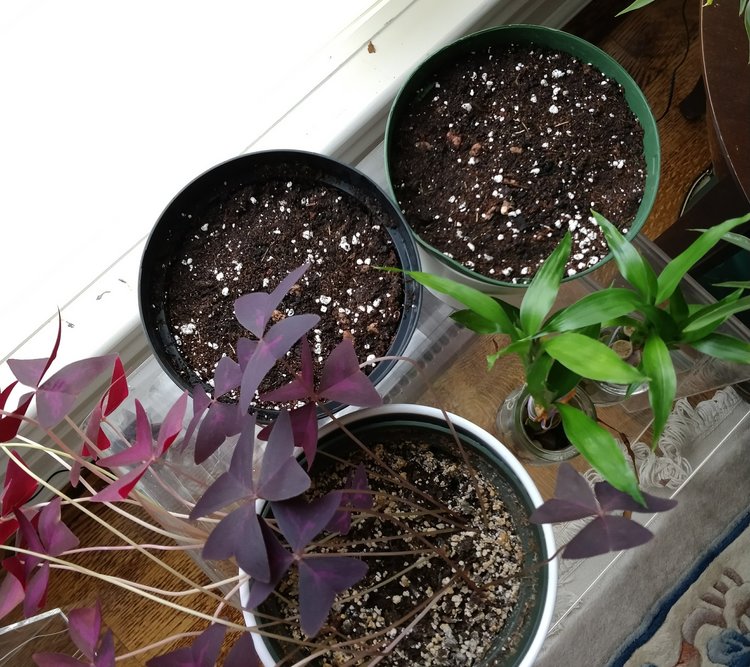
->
530;463;677;558
0;262;680;664
33;601;115;667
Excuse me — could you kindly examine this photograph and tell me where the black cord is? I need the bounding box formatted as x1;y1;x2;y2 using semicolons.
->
656;0;691;122
28;468;70;502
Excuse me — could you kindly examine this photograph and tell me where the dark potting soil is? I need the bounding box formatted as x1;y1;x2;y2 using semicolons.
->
163;174;405;399
389;43;647;283
262;432;538;666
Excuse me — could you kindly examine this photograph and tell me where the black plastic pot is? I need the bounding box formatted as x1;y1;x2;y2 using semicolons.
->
139;150;422;412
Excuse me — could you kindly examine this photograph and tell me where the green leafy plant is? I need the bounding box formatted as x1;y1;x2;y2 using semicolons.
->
404;211;750;504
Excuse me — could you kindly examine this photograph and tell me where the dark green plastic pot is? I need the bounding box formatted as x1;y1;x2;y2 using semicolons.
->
384;24;660;291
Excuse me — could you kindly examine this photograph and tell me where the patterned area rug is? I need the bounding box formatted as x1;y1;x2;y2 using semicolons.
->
535;389;750;667
611;508;750;667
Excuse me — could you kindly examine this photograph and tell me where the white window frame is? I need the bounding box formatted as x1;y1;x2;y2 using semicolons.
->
1;0;590;484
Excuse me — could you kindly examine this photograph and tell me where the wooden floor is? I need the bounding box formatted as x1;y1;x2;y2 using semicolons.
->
4;0;711;664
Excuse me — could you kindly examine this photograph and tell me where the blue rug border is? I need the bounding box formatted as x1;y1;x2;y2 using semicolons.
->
608;505;750;666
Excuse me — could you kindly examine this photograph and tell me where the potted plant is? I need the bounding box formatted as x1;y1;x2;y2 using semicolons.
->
0;259;683;665
139;150;422;418
383;24;660;296
403;211;750;502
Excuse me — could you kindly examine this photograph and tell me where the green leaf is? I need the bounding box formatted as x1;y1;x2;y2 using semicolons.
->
451;309;504;334
616;0;656;16
682;295;750;335
591;211;658;303
668;285;689;325
395;269;519;337
693;229;750;253
526;353;555;408
713;281;750;290
720;230;750;253
486;339;530;370
544;288;642;332
691;333;750;364
640;304;680;343
520;233;572;336
656;213;750;303
546;361;582;402
641;335;676;446
557;403;644;503
543;333;648;384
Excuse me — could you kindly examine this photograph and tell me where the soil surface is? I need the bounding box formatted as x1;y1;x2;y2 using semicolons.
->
389;43;647;283
162;171;406;400
261;428;543;666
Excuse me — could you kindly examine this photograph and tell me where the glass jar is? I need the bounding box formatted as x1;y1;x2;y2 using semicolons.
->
496;385;595;464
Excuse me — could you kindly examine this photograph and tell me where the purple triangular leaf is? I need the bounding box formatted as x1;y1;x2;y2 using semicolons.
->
289;403;319;468
239;315;319;413
319;339;381;407
235;294;278;340
271;491;342;553
236;338;257;372
233;264;309;338
93;629;115;667
298;557;368;637
245;520;295;609
324;501;351;536
67;602;102;659
555;463;598;509
257;410;310;500
594;482;678;513
7;357;49;388
98;401;153;468
225;633;260;667
325;464;373;535
33;389;78;432
89;463;150;503
156;392;189;455
202;507;271;583
38;498;79;556
189;470;249;521
179;385;212;453
8;314;62;391
259;337;316;403
23;563;50;618
347;464;373;511
259;458;311;502
2;451;39;515
0;390;33;443
562;515;654;559
16;509;45;570
0;571;24;620
213;356;242;399
194;400;242;464
190;416;256;519
530;463;598;524
35;356;117;429
269;264;310;312
146;623;226;667
258;376;311;404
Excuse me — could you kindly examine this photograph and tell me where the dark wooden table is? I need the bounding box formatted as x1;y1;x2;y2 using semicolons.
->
655;0;750;264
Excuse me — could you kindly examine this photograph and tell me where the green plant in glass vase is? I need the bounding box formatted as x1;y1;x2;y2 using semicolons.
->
404;211;750;504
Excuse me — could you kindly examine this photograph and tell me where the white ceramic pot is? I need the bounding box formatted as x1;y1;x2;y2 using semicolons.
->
241;403;557;667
